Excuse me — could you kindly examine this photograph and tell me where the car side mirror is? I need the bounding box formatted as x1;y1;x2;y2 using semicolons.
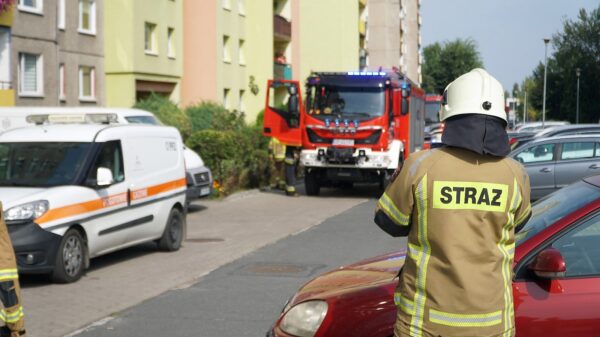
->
529;248;566;279
96;167;114;187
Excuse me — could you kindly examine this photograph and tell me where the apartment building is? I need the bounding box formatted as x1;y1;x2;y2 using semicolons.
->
0;0;105;107
367;0;422;85
104;0;182;107
182;0;271;122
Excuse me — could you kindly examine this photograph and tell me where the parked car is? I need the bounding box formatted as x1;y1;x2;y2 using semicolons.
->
510;135;600;200
514;121;569;133
267;176;600;337
0;122;187;282
511;124;600;150
0;107;213;202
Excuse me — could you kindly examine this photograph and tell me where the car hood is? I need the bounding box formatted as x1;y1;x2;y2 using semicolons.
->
0;187;47;209
289;250;405;305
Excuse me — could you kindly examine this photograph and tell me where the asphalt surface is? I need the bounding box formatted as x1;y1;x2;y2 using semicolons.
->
70;198;407;337
20;185;371;337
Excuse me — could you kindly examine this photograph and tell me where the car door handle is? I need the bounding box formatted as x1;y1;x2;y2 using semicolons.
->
540;167;552;173
590;164;600;169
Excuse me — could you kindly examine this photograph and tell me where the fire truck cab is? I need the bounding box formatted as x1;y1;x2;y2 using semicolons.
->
263;71;425;195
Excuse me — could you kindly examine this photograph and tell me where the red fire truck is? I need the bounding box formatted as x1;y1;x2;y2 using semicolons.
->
263;70;425;195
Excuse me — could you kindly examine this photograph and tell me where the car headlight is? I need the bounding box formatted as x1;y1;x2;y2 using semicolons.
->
4;200;49;221
280;300;328;337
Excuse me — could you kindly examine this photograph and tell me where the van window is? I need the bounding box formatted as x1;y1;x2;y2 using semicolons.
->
124;116;160;125
88;141;125;184
0;142;92;187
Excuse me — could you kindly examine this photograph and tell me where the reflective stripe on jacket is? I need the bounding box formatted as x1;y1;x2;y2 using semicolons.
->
376;147;531;337
269;138;286;161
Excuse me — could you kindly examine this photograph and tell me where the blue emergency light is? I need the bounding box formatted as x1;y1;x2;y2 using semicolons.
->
347;71;387;76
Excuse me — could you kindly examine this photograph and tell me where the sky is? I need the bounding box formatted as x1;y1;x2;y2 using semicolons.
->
420;0;598;92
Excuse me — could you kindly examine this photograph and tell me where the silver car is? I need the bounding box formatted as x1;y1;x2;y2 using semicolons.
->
510;135;600;200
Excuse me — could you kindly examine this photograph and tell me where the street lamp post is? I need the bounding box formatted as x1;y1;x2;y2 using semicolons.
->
542;38;550;129
576;68;581;124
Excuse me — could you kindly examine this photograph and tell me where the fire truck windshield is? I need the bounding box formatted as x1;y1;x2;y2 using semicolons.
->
306;86;385;120
425;101;441;124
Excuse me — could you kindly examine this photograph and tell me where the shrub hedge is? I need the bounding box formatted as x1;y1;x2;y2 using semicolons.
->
134;95;269;196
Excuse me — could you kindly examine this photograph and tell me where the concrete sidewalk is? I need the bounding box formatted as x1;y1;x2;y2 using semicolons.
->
20;187;372;337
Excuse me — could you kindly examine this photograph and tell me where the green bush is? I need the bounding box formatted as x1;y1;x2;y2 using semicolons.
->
134;93;192;140
133;95;270;196
185;101;245;132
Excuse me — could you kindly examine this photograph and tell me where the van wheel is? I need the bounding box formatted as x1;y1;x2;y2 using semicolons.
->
305;170;320;196
52;229;85;283
158;208;184;251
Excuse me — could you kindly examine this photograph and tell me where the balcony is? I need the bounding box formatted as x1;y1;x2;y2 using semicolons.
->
274;15;291;41
359;20;366;36
274;63;292;80
0;82;15;106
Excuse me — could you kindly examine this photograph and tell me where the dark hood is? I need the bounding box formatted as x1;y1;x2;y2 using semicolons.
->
442;114;510;157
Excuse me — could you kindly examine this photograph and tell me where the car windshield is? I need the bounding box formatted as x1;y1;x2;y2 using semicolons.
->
125;115;161;125
306;86;385;119
516;180;600;245
0;142;92;187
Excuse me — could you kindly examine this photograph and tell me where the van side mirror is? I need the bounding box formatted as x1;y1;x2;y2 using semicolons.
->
96;167;114;187
529;248;566;279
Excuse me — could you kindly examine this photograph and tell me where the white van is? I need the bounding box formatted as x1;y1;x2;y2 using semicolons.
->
0;122;187;283
0;107;213;202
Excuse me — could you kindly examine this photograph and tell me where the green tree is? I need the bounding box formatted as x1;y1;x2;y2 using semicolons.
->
528;5;600;123
422;39;484;94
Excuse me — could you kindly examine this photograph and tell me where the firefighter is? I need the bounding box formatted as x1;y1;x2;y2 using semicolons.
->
0;205;26;337
374;68;531;337
267;137;287;191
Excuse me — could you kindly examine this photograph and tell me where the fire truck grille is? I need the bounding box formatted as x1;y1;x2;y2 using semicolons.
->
326;147;356;164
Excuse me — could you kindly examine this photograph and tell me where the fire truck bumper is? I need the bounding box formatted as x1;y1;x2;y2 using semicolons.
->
300;140;403;170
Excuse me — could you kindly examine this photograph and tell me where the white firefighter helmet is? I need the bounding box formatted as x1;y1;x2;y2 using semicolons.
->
440;68;506;123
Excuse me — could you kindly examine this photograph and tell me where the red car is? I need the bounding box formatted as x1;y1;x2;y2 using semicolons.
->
267;175;600;337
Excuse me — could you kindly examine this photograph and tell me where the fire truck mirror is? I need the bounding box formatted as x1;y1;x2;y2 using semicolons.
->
401;98;409;115
288;93;299;115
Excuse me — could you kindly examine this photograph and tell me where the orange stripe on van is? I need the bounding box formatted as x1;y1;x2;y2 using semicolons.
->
35;178;186;225
36;193;128;224
130;178;186;201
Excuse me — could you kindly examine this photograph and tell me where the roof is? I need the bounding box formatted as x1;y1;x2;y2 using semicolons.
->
535;124;600;137
0;124;111;142
531;134;600;144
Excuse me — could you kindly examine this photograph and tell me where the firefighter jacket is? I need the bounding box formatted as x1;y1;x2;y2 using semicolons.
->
0;206;25;337
375;147;531;337
268;138;286;162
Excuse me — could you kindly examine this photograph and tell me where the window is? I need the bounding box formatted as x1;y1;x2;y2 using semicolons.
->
223;88;230;109
18;53;43;96
223;35;231;63
514;143;555;164
560;142;595;160
58;0;65;29
79;66;95;100
18;0;43;14
596;143;600;157
239;90;245;112
87;141;125;185
59;64;65;100
238;0;245;15
0;29;9;87
78;0;96;35
551;212;600;277
167;28;175;59
145;22;158;54
238;39;245;65
222;0;230;10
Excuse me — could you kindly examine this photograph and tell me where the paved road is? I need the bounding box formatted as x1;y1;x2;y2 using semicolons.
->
70;198;407;337
21;186;375;337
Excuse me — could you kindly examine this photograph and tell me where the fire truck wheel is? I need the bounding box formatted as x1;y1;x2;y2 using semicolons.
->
305;170;321;196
